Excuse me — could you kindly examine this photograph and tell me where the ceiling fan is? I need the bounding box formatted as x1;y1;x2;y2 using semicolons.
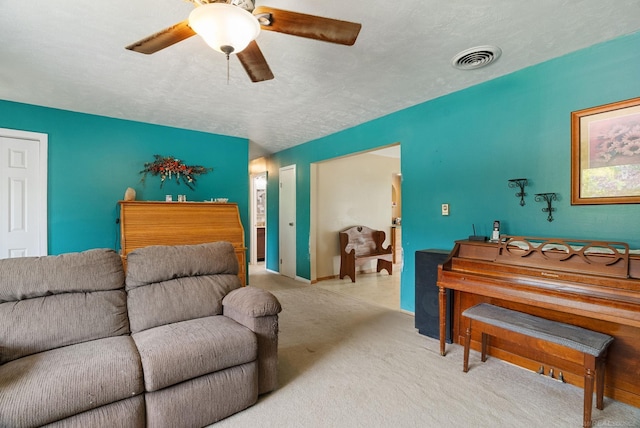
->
125;0;362;82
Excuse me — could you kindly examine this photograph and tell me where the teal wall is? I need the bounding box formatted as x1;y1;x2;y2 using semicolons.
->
266;31;640;312
0;100;249;255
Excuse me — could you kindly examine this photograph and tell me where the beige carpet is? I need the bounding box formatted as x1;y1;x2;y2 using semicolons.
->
214;284;640;427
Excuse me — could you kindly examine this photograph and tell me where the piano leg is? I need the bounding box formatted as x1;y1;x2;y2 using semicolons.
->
596;351;607;410
481;332;489;362
583;355;596;428
439;286;447;356
463;323;472;372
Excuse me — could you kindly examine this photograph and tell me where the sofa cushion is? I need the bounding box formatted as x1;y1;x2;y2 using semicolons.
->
127;275;239;334
0;336;144;427
0;290;129;364
0;249;125;301
132;315;257;392
0;249;129;363
125;242;242;333
125;242;239;288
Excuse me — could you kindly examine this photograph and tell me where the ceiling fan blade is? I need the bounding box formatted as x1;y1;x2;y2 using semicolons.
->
237;40;274;82
253;6;361;46
125;20;196;54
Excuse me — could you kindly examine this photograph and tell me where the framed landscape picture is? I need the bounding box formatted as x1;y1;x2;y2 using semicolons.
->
571;96;640;205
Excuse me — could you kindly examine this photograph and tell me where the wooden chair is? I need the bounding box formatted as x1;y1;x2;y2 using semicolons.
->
339;226;393;283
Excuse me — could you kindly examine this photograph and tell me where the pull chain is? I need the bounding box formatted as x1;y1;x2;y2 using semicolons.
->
220;45;234;85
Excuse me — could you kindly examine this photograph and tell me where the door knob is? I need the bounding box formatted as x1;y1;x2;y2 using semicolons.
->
289;222;294;226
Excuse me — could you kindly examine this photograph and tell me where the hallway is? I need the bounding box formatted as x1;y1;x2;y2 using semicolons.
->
248;263;401;311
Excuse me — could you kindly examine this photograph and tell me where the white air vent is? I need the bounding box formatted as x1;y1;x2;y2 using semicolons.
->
452;46;502;70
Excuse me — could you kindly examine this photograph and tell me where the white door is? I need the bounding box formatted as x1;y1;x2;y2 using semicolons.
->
279;165;296;278
0;128;48;258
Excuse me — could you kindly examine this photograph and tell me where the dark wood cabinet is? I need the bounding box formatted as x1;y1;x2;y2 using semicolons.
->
257;227;265;261
415;249;451;342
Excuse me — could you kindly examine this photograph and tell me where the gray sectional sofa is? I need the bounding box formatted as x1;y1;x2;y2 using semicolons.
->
0;241;281;427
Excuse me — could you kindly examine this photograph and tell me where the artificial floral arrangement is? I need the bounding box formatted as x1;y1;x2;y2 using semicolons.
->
140;155;212;190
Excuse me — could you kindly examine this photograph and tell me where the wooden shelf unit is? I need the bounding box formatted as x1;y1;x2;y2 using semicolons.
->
119;201;246;285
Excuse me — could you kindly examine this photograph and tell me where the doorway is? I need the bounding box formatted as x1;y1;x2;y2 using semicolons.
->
250;172;267;265
310;144;401;308
391;172;403;265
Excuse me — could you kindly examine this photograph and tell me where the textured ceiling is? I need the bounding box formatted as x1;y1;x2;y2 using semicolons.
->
1;1;639;159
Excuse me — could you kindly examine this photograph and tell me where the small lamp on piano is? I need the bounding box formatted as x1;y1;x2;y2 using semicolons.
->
508;178;528;206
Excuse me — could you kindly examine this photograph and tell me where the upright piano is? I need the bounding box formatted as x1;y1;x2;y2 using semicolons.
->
437;236;640;407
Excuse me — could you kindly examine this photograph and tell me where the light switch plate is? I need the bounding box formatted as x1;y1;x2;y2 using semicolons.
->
442;203;449;216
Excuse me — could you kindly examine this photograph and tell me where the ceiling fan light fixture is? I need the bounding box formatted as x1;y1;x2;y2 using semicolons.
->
189;3;260;55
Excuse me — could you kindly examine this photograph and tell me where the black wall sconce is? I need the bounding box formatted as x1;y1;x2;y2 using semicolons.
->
535;193;558;222
508;178;528;206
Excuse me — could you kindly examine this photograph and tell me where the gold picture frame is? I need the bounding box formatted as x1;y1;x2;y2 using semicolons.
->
571;96;640;205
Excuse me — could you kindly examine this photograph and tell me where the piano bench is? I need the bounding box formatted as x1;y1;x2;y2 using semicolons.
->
461;303;614;428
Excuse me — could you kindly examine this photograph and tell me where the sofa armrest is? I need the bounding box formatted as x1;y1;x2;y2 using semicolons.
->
223;287;281;394
222;286;281;318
